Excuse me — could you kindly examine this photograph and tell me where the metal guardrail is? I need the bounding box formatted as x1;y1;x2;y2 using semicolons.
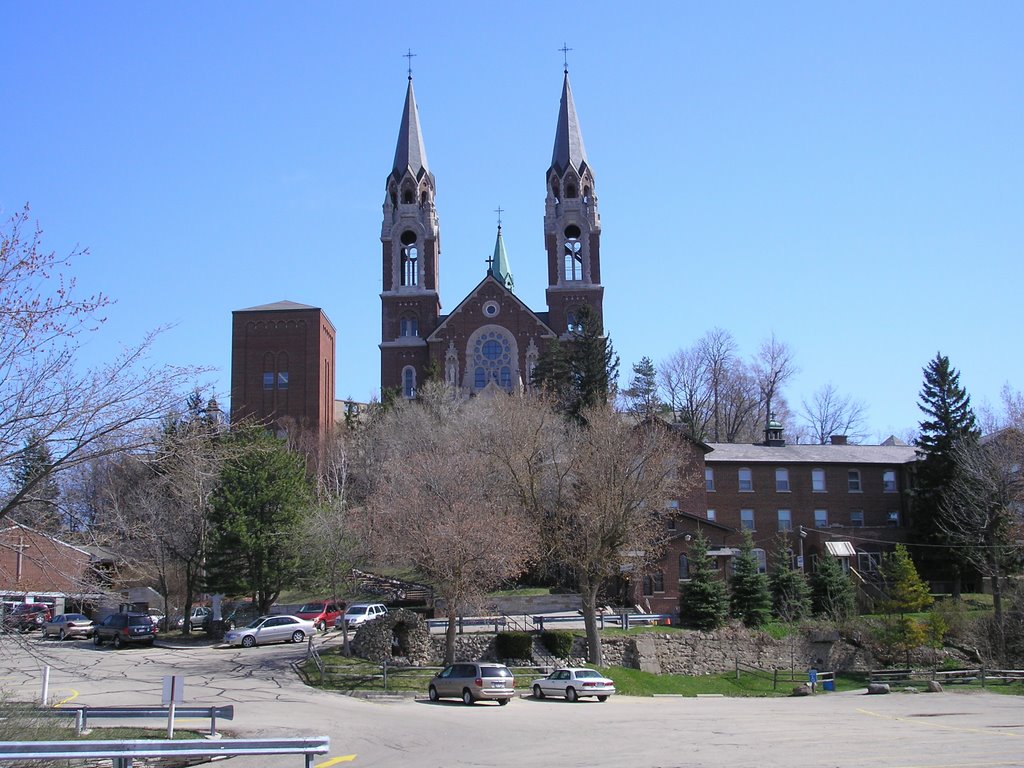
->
425;612;673;633
40;704;234;736
0;736;330;768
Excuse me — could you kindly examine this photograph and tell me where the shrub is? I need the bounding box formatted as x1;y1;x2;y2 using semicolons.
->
540;630;574;659
494;631;533;661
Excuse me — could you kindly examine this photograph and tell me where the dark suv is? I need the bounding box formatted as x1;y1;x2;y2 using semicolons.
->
4;603;53;633
94;612;157;648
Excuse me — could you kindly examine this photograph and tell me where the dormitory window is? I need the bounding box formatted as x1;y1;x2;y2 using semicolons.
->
754;549;767;574
263;372;274;390
738;468;753;492
653;572;665;592
277;372;288;390
706;509;716;522
678;553;690;580
850;510;864;527
888;511;900;527
741;509;755;530
883;470;897;493
775;468;790;492
564;225;582;281
848;470;862;492
705;468;715;491
812;468;826;492
400;231;418;287
777;509;792;532
814;509;829;528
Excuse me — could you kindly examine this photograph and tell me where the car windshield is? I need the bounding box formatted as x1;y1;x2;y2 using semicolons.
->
298;603;325;613
574;670;602;678
481;666;512;678
245;618;265;628
347;606;368;616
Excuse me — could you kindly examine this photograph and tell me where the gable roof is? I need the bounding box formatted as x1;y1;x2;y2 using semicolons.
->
426;274;555;342
234;300;320;313
704;442;918;465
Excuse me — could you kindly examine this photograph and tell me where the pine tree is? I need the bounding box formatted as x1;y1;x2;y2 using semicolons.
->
679;533;728;630
914;353;979;586
810;554;855;622
877;543;933;664
729;530;772;628
768;534;812;621
533;305;619;421
206;427;310;614
623;356;660;419
12;433;62;532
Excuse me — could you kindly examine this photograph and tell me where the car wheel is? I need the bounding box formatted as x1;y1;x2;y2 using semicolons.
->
241;635;256;648
533;684;545;699
428;685;439;702
94;634;103;647
291;630;305;643
58;629;66;641
566;686;578;702
113;634;123;649
462;689;474;706
597;695;609;702
498;698;509;706
147;639;155;647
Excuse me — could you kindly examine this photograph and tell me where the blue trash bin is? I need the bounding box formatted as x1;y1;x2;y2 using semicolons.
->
823;680;835;691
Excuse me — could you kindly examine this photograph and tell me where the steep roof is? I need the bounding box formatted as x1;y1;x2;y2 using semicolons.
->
491;226;514;291
550;70;589;177
426;274;554;342
392;77;430;181
704;442;918;465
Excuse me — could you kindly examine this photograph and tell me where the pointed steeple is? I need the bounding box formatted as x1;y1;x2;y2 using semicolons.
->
392;77;430;181
491;225;514;292
550;70;589;177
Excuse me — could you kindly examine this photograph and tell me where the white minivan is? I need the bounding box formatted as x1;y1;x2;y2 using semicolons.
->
336;603;388;629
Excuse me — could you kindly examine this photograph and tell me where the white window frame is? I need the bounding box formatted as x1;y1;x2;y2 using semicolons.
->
848;469;862;493
741;509;755;530
738;467;753;492
850;509;864;527
777;509;792;532
814;509;828;528
705;467;715;492
775;468;790;492
882;469;897;493
706;509;716;522
812;468;826;492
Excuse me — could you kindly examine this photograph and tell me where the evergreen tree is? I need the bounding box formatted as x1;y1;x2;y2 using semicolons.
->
206;427;310;614
679;533;728;630
914;353;979;586
533;305;619;421
623;356;660;419
11;433;62;532
729;530;772;628
768;534;812;621
876;543;934;664
810;554;855;622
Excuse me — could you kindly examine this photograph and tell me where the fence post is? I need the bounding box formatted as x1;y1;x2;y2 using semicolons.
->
981;666;986;688
735;659;739;680
773;668;778;690
382;660;388;691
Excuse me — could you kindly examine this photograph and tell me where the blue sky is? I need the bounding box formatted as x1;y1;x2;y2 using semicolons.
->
4;2;1021;441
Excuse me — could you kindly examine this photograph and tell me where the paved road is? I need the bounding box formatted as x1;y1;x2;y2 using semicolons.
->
2;633;1024;767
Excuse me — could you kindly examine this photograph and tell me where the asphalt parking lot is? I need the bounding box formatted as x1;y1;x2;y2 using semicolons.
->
2;632;1023;767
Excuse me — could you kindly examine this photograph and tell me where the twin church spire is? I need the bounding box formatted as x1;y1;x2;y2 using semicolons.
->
379;61;603;396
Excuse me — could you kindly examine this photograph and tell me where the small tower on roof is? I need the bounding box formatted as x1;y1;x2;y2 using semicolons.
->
490;206;514;291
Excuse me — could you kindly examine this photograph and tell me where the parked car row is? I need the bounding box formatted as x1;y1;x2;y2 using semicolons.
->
427;664;616;705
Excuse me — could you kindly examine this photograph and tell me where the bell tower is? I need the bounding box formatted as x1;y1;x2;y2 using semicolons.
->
544;67;603;337
380;73;441;398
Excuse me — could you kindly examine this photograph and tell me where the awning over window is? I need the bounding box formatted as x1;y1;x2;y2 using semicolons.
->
707;547;741;557
825;541;857;557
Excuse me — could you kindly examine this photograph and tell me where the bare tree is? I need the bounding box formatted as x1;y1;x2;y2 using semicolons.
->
658;345;713;438
482;395;691;666
699;328;739;441
940;432;1024;663
1;206;199;523
717;360;762;443
800;383;869;444
752;332;797;434
352;383;535;664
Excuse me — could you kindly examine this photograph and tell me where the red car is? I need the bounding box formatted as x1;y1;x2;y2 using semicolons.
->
294;600;344;631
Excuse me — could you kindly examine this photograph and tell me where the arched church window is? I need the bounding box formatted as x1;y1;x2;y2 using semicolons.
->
566;183;578;198
402;367;416;399
471;330;514;392
400;315;419;337
400;231;418;287
563;224;582;281
583;185;592;204
420;190;428;206
402;185;414;204
551;179;560;201
389;184;398;207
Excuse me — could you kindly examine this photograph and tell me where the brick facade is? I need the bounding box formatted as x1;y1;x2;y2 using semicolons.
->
230;302;336;439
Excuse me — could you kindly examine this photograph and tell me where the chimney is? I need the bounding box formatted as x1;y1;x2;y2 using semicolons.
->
830;435;848;445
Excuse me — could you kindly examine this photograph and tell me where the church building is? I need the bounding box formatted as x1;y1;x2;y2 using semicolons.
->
379;68;605;398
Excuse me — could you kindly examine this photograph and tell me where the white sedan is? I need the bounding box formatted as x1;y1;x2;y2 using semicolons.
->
531;667;616;702
223;615;315;648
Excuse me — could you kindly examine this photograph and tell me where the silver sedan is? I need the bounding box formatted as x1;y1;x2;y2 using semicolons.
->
531;667;615;702
223;615;315;648
42;613;95;640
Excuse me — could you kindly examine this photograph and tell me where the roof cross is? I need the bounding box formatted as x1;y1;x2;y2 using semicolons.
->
494;205;504;229
403;48;417;79
559;43;572;73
